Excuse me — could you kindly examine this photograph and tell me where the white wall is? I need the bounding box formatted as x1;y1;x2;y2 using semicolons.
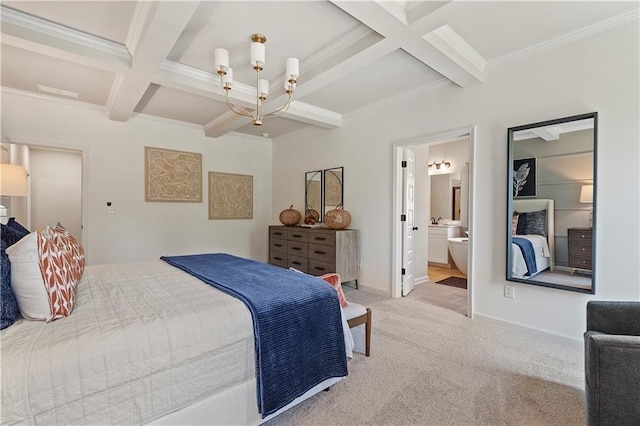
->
1;92;273;266
272;21;639;339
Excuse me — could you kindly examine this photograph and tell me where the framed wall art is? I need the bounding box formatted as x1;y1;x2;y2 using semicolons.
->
208;172;253;219
513;157;536;198
145;146;202;202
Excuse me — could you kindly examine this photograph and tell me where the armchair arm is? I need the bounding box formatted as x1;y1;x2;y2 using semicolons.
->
584;331;640;425
586;301;640;336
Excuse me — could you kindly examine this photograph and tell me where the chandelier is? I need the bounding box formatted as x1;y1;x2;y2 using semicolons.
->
214;34;299;126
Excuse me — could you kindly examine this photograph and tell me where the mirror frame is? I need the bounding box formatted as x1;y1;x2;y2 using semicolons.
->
507;112;597;294
305;170;323;222
323;167;344;214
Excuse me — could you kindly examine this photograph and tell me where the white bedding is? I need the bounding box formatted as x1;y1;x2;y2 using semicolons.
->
1;260;353;425
1;259;350;425
511;234;551;278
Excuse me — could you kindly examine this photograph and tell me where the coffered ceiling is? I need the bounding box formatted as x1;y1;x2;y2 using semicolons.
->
1;1;637;139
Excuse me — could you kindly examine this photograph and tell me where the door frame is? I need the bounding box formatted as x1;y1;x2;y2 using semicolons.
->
391;125;476;317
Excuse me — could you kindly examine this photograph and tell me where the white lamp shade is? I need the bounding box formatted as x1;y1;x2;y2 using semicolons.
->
0;164;28;196
214;48;229;72
579;184;593;203
259;79;269;98
222;68;233;87
250;42;265;67
286;58;299;79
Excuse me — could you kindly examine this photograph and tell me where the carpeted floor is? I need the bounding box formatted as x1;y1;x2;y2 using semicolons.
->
436;276;468;289
265;287;585;426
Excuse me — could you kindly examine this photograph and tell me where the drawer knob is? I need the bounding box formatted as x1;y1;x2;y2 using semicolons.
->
293;234;302;238
274;256;283;261
315;237;326;241
274;243;282;247
292;261;301;265
315;251;326;255
314;266;325;271
292;247;301;251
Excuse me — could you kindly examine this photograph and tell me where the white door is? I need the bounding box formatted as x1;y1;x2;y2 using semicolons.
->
402;149;416;296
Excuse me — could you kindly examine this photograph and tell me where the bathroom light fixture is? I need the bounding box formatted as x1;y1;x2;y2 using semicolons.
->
214;33;299;126
427;160;452;171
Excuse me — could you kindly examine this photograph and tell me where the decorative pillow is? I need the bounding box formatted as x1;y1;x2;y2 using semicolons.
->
516;209;547;237
1;222;29;246
0;240;19;330
319;273;349;308
6;217;30;234
6;226;84;321
512;212;519;236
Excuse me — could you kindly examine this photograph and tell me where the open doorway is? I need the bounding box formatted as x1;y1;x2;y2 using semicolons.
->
392;126;475;317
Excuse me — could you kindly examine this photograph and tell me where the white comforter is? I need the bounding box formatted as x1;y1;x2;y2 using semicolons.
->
511;234;550;278
1;261;256;425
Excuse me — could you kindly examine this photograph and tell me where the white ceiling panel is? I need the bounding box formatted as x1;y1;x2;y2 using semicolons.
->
299;48;444;113
1;44;114;105
135;85;229;126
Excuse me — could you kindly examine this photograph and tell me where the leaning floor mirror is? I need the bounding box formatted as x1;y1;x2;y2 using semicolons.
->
507;112;597;294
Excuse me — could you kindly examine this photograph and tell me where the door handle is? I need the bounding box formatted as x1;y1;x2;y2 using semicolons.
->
412;226;419;231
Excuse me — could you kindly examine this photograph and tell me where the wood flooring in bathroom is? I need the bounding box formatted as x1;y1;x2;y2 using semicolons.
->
407;266;468;316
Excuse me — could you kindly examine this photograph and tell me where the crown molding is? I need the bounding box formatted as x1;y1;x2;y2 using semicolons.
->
1;5;130;60
492;8;639;66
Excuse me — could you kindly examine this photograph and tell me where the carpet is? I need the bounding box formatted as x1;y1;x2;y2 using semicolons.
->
265;287;585;426
436;276;467;289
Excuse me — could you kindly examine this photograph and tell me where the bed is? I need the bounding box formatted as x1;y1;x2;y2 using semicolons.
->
1;253;353;425
511;199;555;279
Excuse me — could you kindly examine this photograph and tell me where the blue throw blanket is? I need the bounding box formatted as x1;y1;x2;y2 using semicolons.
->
160;253;348;418
513;237;537;276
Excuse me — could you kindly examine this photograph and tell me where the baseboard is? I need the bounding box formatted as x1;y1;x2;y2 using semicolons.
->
415;276;428;285
473;312;583;345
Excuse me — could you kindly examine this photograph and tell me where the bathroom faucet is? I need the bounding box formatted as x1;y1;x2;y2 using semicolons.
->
437;217;443;224
431;217;436;224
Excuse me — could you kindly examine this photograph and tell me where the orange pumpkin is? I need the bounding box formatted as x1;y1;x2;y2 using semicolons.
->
279;205;301;226
324;205;351;229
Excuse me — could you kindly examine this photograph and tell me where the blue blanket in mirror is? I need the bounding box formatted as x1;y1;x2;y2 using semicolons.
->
512;237;537;276
161;253;347;418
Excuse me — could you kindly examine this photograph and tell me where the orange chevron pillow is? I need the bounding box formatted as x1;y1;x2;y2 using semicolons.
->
319;273;348;308
6;226;84;321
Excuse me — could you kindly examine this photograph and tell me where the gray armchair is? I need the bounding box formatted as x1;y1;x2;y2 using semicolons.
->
584;301;640;425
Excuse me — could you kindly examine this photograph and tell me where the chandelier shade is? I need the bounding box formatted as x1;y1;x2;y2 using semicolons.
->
214;33;299;126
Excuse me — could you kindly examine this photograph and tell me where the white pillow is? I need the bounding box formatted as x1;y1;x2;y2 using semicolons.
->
5;232;51;320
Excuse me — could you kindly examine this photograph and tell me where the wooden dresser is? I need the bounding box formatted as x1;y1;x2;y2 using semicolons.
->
268;225;359;285
568;227;593;275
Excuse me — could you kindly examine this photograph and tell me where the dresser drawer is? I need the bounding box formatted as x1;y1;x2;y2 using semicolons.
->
308;259;336;276
287;255;308;273
569;242;592;257
308;232;335;246
287;229;308;242
570;254;592;270
568;229;592;243
287;241;309;257
308;243;336;262
269;252;288;268
270;228;288;239
270;238;287;254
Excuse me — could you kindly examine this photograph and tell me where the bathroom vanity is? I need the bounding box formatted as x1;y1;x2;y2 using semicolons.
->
428;224;461;267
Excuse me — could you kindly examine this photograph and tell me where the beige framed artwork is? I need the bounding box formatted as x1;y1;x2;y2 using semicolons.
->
145;146;202;202
209;172;253;219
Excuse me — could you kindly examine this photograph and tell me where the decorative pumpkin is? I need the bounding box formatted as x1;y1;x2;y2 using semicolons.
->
279;205;301;226
324;205;351;229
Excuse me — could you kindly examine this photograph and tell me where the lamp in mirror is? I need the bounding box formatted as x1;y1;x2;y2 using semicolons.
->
580;184;594;228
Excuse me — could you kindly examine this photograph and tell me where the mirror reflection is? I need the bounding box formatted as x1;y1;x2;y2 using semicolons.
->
507;112;597;294
323;167;343;214
305;170;322;222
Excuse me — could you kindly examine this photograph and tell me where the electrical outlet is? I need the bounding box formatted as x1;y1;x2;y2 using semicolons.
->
107;206;117;215
358;259;362;269
504;284;514;299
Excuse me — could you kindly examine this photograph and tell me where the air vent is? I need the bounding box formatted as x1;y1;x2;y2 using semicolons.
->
36;84;79;99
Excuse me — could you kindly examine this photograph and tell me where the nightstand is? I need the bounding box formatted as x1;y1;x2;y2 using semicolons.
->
568;227;593;275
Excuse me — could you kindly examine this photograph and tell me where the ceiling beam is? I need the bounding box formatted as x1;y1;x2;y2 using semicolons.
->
329;0;484;87
107;1;200;121
0;5;131;74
